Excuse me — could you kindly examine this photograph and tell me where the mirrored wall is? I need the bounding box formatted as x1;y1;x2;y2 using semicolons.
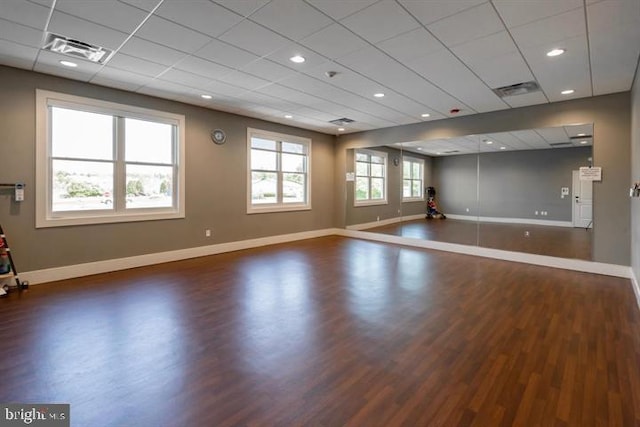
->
345;124;594;260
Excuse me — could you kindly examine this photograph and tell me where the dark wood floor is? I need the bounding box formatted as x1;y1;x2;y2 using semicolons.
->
369;219;593;260
1;236;637;426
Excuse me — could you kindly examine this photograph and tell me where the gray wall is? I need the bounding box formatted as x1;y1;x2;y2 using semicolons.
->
0;66;335;271
431;154;478;216
431;147;591;220
632;64;640;282
335;92;631;265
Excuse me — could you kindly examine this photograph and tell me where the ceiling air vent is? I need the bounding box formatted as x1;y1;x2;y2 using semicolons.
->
43;33;113;64
443;150;460;154
492;81;540;98
549;142;573;148
329;117;355;126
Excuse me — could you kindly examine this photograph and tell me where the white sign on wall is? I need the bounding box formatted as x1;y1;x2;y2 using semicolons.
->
579;166;602;181
346;172;355;181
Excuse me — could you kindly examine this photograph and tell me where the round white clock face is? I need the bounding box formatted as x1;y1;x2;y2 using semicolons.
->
211;129;226;145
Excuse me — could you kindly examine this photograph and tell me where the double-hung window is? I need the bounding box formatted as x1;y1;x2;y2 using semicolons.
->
247;128;311;213
354;149;387;206
403;156;425;201
36;90;185;227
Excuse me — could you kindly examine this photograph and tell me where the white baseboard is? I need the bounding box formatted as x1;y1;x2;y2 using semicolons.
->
346;214;424;231
445;214;574;228
21;228;341;285
632;269;640;310
336;229;631;279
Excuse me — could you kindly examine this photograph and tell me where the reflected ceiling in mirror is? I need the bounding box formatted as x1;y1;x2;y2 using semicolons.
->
398;124;593;157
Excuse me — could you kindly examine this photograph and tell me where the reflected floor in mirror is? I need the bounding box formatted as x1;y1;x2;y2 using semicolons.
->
0;236;636;426
369;218;592;260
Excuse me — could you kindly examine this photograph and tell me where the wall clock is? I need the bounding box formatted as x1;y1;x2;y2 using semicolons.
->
211;129;226;145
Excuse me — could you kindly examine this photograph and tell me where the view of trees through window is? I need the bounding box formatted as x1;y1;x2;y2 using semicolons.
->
50;107;174;212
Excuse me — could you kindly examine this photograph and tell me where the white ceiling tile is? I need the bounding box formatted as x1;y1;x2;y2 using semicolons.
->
536;127;570;143
508;8;586;50
564;123;593;137
212;0;271;17
587;0;640;94
55;0;148;34
217;71;272;91
427;3;504;47
407;49;506;112
219;20;290;56
48;11;129;50
0;18;44;48
119;37;187;67
249;0;333;40
90;75;146;92
0;40;38;69
501;91;548;108
377;28;445;64
34;51;103;81
159;68;214;89
240;59;299;82
155;0;244;38
0;0;51;29
91;66;152;88
257;83;317;104
173;56;234;79
194;39;259;69
303;0;379;21
107;52;168;77
117;0;162;12
136;16;212;54
299;24;369;59
340;1;420;43
204;80;252;97
398;0;485;26
493;0;583;28
453;32;534;88
520;35;591;101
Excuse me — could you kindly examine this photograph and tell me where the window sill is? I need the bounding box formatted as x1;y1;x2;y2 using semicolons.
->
36;210;184;228
403;197;425;203
247;204;311;214
354;200;388;207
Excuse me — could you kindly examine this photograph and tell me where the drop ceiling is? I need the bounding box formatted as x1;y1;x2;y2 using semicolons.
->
0;0;638;134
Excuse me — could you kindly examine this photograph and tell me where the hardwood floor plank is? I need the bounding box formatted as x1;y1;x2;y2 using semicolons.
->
0;236;638;426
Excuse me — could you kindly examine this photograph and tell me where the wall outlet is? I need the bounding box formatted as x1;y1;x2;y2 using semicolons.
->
205;229;211;237
535;211;538;215
524;231;530;237
466;208;470;212
376;216;380;221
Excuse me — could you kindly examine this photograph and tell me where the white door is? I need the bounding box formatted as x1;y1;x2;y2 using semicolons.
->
572;170;593;228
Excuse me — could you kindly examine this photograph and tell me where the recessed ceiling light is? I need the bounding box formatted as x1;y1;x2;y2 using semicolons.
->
436;152;441;155
338;127;345;131
289;55;305;63
580;140;588;144
200;94;212;99
284;114;293;119
374;93;385;98
59;60;77;67
546;48;566;57
561;89;575;95
577;133;586;136
500;146;507;150
421;113;430;118
417;147;423;151
485;140;493;145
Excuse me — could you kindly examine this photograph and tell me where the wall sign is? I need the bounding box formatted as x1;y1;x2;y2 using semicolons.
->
579;166;602;181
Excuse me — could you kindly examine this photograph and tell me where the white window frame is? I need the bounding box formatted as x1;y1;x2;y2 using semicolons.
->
354;148;388;207
402;156;425;202
247;128;312;214
35;89;186;228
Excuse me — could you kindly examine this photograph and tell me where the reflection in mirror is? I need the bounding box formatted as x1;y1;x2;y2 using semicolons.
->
346;124;593;261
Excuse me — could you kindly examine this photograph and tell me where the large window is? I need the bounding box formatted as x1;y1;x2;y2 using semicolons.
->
403;156;424;201
247;128;311;213
36;90;185;227
355;149;387;206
